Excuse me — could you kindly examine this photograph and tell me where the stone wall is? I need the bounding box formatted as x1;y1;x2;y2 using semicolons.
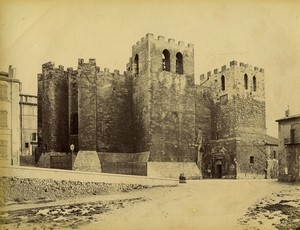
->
77;59;97;151
99;152;149;176
149;71;195;162
68;68;79;152
195;86;212;145
38;62;69;153
96;70;134;153
131;35;151;153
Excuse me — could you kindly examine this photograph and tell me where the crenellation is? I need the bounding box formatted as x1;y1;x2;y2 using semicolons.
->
146;33;154;39
114;69;120;75
254;66;259;71
58;65;64;71
221;65;227;71
214;68;218;74
104;68;109;72
260;68;264;73
178;41;185;46
89;58;96;66
245;64;252;69
240;62;245;67
42;61;55;70
230;60;238;66
188;43;194;49
37;73;43;81
168;38;175;43
207;71;211;77
78;58;84;65
158;35;164;41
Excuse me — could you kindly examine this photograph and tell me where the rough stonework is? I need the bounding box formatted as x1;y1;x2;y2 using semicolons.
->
37;34;277;179
199;61;278;179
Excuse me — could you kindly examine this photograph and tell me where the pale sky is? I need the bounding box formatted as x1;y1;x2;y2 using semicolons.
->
1;0;299;137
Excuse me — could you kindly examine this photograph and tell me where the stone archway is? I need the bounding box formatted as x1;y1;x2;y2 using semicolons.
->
211;146;229;179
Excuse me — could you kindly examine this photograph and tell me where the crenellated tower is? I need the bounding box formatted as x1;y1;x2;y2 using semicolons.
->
38;62;69;153
128;33;200;178
199;60;267;179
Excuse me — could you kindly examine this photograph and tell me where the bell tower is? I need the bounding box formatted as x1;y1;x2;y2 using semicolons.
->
129;33;201;178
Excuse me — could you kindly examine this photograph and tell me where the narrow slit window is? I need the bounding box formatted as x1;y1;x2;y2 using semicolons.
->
244;74;248;89
253;76;257;91
250;156;254;164
70;113;78;135
134;54;139;75
221;75;225;91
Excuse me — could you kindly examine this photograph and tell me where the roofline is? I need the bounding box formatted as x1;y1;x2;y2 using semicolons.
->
276;114;300;122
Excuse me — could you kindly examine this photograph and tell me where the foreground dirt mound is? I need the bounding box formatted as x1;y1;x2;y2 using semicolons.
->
238;186;300;230
0;177;148;206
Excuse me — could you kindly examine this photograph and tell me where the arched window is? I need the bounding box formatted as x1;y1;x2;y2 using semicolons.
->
244;74;248;90
221;75;225;91
70;113;78;135
134;54;139;74
162;49;170;71
253;76;257;91
176;52;183;74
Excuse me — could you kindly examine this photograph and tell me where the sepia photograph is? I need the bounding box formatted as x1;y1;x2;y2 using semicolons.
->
0;0;299;229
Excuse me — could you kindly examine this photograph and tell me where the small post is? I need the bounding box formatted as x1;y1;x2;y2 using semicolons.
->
70;144;75;170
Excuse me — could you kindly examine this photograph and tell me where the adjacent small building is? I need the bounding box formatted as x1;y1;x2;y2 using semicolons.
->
20;94;38;156
0;66;21;166
276;113;300;182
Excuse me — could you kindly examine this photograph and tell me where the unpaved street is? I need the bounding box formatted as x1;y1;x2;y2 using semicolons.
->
88;180;298;230
1;179;299;230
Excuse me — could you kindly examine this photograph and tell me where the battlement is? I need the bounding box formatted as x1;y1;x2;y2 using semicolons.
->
42;61;55;70
132;33;194;51
99;68;125;77
78;58;97;66
42;61;67;76
200;60;264;80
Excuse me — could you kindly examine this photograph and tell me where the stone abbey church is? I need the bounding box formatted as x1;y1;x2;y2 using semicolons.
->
37;33;278;179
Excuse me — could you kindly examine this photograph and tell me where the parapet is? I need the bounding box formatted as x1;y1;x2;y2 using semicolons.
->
132;33;194;51
200;60;265;80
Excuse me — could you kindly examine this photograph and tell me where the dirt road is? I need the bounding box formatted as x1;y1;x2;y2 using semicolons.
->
88;179;297;230
1;179;299;230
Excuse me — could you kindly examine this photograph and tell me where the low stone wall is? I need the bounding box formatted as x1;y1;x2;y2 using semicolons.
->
37;152;69;168
147;162;201;179
0;166;177;186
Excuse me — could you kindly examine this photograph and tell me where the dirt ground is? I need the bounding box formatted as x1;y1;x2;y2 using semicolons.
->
0;178;299;230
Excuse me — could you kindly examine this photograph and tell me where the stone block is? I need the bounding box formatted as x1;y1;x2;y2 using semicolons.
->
73;151;101;172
